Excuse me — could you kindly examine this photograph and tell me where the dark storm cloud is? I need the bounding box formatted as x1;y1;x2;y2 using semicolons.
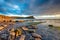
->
28;0;60;15
0;0;60;15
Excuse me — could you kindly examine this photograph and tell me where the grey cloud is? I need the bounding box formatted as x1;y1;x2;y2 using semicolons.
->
0;0;60;16
26;0;60;16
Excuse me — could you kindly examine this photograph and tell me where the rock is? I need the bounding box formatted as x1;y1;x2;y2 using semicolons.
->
32;33;42;39
0;26;4;31
4;25;7;27
48;25;53;27
19;35;25;40
22;27;28;31
28;29;36;33
35;38;41;40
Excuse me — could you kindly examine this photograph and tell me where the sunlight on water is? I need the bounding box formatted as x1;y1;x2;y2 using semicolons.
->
36;24;60;40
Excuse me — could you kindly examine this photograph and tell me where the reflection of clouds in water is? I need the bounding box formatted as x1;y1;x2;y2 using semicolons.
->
36;24;60;40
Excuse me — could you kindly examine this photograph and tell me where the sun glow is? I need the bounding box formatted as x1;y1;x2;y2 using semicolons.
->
5;14;30;17
34;14;60;19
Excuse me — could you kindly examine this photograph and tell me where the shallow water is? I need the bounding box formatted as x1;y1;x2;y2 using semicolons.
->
20;22;60;40
0;21;60;40
36;24;60;40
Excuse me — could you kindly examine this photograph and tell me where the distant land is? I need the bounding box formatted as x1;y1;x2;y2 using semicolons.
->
10;16;35;19
0;15;60;20
0;15;34;19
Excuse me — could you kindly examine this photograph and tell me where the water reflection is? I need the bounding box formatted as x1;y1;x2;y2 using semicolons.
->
36;24;60;40
0;21;60;40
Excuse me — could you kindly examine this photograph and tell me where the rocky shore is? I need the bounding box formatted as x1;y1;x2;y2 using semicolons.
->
0;21;42;40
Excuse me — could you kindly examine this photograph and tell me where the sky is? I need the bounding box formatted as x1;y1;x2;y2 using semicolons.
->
0;0;60;18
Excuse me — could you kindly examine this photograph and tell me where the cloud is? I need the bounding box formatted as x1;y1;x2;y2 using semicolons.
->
0;0;60;16
27;0;60;15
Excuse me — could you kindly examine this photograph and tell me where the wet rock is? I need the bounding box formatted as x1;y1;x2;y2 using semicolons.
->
22;27;28;31
19;35;25;40
35;38;41;40
32;33;42;39
48;25;53;27
0;26;5;31
28;29;36;33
